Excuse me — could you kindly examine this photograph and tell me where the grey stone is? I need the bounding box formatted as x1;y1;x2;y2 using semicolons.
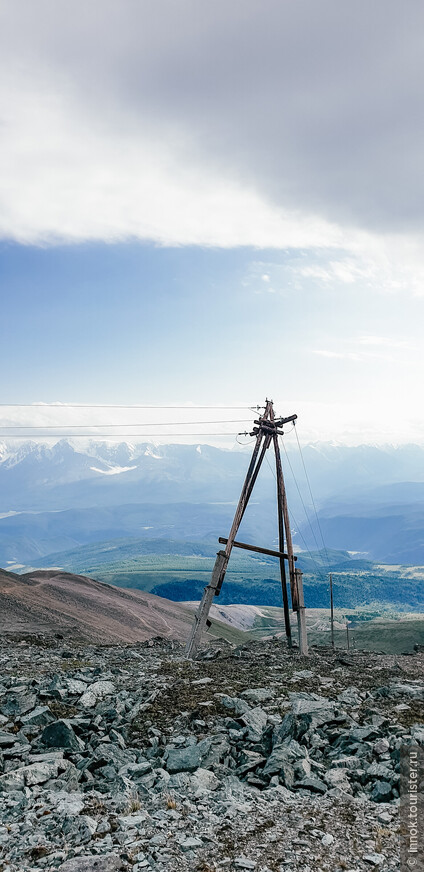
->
294;776;327;793
180;836;203;851
280;738;308;760
373;738;390;755
240;687;275;703
0;731;18;748
166;744;202;772
90;679;115;696
410;726;424;745
324;768;351;788
66;679;88;695
377;810;392;824
28;750;64;763
370;780;392;802
288;693;333;715
41;719;84;751
25;759;61;785
263;749;295;787
120;761;152;778
20;705;53;726
79;690;98;709
150;833;167;846
337;687;361;706
363;853;386;866
57;854;123;871
215;694;251;716
385;683;423;701
190;767;220;792
0;768;26;791
236;750;267;777
0;759;60;790
349;725;380;741
1;693;37;717
91;742;135;771
165;736;212;773
56;792;86;816
272;713;296;746
239;706;268;741
293;758;311;779
366;762;393;780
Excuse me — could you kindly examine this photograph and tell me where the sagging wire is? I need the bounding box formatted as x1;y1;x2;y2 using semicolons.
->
263;450;328;584
293;422;332;571
279;436;327;559
0;418;252;430
236;433;256;446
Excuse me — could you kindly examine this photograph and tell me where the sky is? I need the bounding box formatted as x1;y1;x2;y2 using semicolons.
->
0;0;423;445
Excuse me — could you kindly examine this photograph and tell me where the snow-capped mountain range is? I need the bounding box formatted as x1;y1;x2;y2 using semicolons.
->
0;439;423;567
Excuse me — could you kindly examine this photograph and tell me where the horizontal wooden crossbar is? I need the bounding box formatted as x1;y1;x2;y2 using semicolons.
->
218;537;297;561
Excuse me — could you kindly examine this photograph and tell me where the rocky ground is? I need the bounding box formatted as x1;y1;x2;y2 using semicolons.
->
0;635;423;872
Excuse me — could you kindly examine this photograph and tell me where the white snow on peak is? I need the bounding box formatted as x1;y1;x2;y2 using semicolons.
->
0;442;11;462
89;465;137;476
144;447;162;459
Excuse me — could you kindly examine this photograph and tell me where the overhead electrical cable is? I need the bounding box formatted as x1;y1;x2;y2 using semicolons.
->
293;425;332;570
0;432;243;438
263;451;328;584
0;404;254;410
0;419;251;430
279;437;327;559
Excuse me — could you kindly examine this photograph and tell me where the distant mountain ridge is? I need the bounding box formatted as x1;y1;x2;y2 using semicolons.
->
1;439;423;580
1;438;423;513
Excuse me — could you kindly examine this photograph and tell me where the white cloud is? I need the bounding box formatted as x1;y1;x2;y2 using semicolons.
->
311;334;417;363
0;68;344;250
312;350;364;361
356;335;415;349
0;0;424;297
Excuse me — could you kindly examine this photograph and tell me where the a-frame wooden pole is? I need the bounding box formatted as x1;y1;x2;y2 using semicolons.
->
185;401;273;658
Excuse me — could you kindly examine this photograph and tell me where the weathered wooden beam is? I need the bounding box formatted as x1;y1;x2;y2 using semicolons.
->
186;401;274;658
295;568;308;655
270;408;293;647
185;550;229;659
218;537;295;561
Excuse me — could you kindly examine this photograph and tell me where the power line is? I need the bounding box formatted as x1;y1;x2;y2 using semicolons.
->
264;450;328;585
293;425;331;570
0;404;254;409
279;437;326;558
0;432;243;438
0;419;251;430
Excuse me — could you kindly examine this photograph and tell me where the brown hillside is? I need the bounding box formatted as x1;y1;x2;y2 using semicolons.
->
0;568;217;644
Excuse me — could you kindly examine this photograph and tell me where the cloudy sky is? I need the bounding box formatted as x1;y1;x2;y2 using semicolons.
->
1;0;423;444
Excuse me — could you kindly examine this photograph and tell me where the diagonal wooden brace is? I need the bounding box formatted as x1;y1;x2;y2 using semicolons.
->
185;551;229;659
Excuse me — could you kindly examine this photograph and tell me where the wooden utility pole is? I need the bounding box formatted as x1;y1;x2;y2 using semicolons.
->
295;568;308;655
186;400;308;659
346;620;350;650
330;573;335;650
